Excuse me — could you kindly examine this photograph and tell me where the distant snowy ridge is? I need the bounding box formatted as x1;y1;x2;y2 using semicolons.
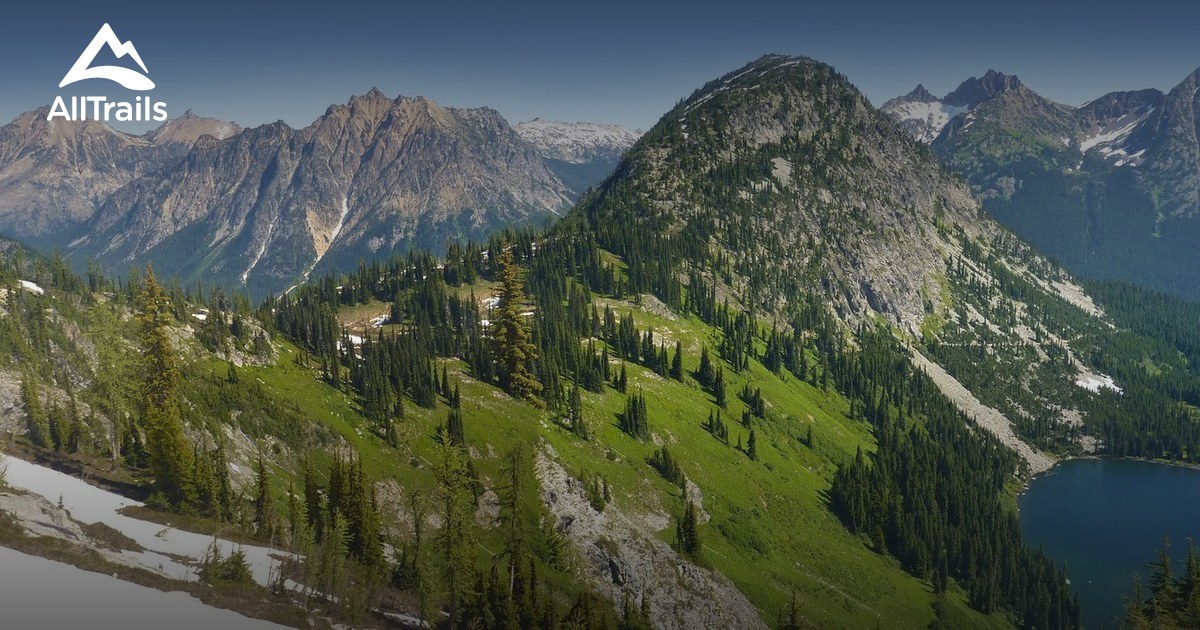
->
881;83;971;144
884;100;967;143
1078;107;1155;166
516;119;642;164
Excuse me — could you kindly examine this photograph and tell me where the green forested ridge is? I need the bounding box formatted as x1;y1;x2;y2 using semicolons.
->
256;165;1083;625
0;225;1021;627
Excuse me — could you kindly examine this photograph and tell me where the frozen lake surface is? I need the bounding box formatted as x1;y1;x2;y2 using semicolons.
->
2;455;285;585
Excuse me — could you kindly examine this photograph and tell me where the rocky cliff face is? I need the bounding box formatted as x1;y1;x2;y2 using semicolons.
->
71;90;572;296
0;109;181;246
143;110;241;147
1138;69;1200;220
0;108;244;248
538;453;765;630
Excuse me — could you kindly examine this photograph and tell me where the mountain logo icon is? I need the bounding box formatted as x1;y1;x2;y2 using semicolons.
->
59;23;155;91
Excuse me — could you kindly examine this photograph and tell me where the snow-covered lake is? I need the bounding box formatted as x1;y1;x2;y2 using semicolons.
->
2;456;285;585
0;546;286;629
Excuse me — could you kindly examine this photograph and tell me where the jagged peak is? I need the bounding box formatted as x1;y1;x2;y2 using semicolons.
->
1168;66;1200;94
943;70;1026;108
904;84;938;102
342;88;392;110
882;84;940;111
5;106;143;144
358;87;387;100
144;109;241;146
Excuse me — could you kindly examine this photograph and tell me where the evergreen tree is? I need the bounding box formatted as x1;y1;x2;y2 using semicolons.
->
137;268;194;505
620;391;650;440
675;500;701;559
19;372;49;449
714;367;727;408
445;407;466;447
569;381;587;439
47;401;66;451
499;443;563;621
777;590;802;630
253;452;272;538
670;341;683;381
435;444;477;626
697;346;714;387
747;429;758;461
492;248;542;405
303;458;324;537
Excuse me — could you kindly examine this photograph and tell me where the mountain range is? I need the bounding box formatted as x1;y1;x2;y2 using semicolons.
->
515;119;641;195
882;67;1200;299
0;93;637;296
0;53;1101;629
7;52;1200;630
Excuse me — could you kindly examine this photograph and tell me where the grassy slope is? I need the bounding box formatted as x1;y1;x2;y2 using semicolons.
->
227;292;1004;628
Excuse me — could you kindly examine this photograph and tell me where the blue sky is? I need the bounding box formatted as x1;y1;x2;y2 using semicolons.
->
2;0;1198;132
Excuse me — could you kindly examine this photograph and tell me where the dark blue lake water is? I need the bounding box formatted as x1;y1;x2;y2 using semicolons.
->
1018;458;1200;629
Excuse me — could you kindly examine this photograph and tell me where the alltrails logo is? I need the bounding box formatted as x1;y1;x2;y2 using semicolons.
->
48;23;168;122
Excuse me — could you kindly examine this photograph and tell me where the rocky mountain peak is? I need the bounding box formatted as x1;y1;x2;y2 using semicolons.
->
7;107;144;149
881;84;968;145
904;84;939;103
0;107;181;246
145;110;241;147
944;70;1025;108
582;55;997;333
73;90;571;296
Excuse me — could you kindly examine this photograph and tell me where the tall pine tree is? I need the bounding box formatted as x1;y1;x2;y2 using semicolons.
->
492;248;543;405
138;267;194;505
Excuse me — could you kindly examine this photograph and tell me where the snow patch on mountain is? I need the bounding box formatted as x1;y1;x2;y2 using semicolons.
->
515;119;641;164
1079;118;1142;153
241;212;279;284
1078;108;1154;166
885;100;968;143
329;195;350;246
18;280;44;295
1075;373;1122;394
